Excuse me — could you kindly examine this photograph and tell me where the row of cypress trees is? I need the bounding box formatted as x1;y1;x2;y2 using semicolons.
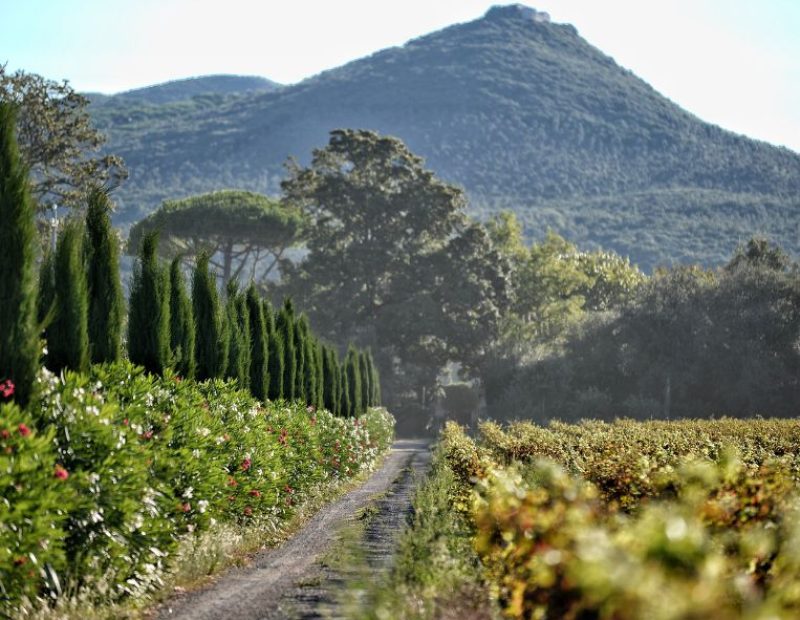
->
124;232;379;416
0;102;380;414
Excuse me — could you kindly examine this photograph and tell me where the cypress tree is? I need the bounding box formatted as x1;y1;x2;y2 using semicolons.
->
359;350;370;410
0;103;39;405
49;219;90;374
84;186;123;363
339;357;351;417
314;341;325;410
128;231;170;375
297;316;317;406
293;315;305;402
192;252;227;380
264;300;284;401
345;345;362;416
225;280;250;387
37;249;55;330
236;289;251;388
245;284;269;401
322;346;337;413
276;300;296;401
169;257;195;379
366;350;380;406
332;349;342;415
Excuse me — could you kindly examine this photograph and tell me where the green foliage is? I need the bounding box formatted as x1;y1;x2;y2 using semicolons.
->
276;300;296;401
48;219;89;374
264;299;284;402
128;231;170;375
37;249;55;328
192;252;227;380
245;284;269;401
0;102;39;406
358;350;370;409
339;360;351;418
281;130;509;419
345;345;362;417
168;257;195;378
355;445;485;620
0;65;126;208
0;402;68;607
84;186;123;363
293;314;306;403
491;244;800;421
297;316;318;407
224;280;250;387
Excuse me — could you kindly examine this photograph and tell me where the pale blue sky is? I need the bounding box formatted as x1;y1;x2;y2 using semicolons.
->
1;0;799;151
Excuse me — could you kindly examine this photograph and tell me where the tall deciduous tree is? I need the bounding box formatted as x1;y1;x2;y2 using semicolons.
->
280;130;510;416
49;219;90;374
0;102;39;405
0;65;126;208
169;257;195;378
128;231;170;375
192;252;227;380
85;187;123;363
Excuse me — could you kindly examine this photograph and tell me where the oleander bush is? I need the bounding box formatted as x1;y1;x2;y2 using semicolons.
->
0;363;394;616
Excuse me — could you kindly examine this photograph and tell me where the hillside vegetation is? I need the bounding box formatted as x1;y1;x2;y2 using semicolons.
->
91;4;800;269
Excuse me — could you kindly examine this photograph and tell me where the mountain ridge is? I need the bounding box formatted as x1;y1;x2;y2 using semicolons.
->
90;5;800;270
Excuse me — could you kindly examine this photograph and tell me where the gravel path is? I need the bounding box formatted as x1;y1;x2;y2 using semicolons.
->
156;439;431;620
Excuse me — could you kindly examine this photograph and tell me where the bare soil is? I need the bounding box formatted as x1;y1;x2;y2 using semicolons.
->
155;439;431;620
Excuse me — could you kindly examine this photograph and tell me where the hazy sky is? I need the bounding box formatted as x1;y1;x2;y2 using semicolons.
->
2;0;799;152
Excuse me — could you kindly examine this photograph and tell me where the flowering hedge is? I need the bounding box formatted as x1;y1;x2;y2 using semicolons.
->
0;362;394;614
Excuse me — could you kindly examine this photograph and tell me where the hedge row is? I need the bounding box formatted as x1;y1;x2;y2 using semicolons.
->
0;362;394;614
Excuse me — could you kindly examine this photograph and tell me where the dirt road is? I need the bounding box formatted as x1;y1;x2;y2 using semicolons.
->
156;439;431;620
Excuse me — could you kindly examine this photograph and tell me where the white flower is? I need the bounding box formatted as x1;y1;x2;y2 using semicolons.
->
182;487;194;499
198;500;209;514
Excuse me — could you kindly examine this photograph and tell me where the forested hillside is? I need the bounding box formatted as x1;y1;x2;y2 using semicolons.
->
91;4;800;269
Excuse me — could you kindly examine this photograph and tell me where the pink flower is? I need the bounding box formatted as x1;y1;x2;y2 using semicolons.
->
240;458;252;471
243;505;253;516
0;379;14;398
141;430;153;440
54;465;69;480
181;502;191;513
227;477;238;487
0;429;9;440
248;489;261;497
17;423;31;438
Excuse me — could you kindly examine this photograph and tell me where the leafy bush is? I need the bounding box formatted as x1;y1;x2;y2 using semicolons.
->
1;362;394;616
0;402;70;607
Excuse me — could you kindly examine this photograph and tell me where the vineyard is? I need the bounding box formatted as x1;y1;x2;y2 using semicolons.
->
423;419;800;619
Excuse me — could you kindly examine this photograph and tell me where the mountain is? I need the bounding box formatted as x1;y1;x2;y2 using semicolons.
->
92;5;800;270
89;74;281;106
